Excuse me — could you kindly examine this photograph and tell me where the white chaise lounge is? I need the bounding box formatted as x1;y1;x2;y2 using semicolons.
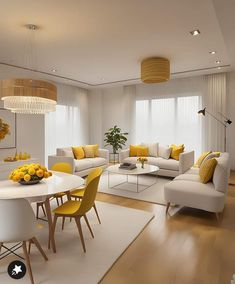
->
164;152;230;218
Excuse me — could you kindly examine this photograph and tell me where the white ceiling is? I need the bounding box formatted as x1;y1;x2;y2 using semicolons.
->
0;0;234;88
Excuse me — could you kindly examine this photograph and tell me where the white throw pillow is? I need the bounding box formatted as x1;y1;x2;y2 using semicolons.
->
158;145;171;159
200;152;220;167
141;142;158;157
56;147;74;158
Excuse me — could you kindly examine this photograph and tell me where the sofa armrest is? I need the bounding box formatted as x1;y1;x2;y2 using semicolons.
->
48;155;75;173
119;149;130;163
179;151;194;174
98;149;109;161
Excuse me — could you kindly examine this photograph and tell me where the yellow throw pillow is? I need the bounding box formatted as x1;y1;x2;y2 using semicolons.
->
90;144;99;157
194;151;212;167
129;145;140;157
199;158;218;183
136;146;149;157
72;146;85;160
170;144;185;161
83;145;96;158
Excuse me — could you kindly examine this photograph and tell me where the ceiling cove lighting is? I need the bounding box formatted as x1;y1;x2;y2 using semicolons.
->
141;57;170;83
0;24;57;114
190;29;200;36
1;79;57;114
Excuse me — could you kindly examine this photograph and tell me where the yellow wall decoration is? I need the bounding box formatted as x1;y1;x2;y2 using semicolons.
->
0;117;10;141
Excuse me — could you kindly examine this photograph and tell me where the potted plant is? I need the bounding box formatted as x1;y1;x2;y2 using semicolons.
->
104;125;128;154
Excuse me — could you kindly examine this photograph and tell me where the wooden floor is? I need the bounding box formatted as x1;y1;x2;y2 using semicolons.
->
97;171;235;284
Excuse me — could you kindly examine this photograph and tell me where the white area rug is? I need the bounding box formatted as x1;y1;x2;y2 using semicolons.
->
99;171;172;205
0;201;154;284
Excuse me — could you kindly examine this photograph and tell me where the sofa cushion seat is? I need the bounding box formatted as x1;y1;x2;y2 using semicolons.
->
89;157;107;167
185;167;200;175
123;156;179;171
164;180;225;212
74;157;107;172
123;156;159;165
174;174;201;182
74;159;93;172
156;158;179;171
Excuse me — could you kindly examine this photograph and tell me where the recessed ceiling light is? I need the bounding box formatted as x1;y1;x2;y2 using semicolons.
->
215;60;221;64
209;51;216;55
51;68;57;73
190;29;200;36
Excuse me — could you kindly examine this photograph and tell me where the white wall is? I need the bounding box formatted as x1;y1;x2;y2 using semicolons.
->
227;72;235;169
0;100;45;163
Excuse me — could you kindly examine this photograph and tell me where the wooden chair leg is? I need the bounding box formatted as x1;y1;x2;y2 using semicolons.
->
93;203;101;224
22;241;34;284
28;239;32;254
36;203;39;219
52;215;58;235
31;237;48;261
60;196;63;204
56;197;59;206
42;204;46;217
166;202;171;215
62;217;65;230
75;217;86;253
83;214;94;238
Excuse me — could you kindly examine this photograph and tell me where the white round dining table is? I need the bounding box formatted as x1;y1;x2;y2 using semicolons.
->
0;171;84;253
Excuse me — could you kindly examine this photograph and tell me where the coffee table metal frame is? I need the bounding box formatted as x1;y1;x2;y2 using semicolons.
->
107;164;159;193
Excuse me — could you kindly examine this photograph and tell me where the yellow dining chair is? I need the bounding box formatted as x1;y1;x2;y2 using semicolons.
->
52;167;102;253
70;170;102;224
36;162;73;219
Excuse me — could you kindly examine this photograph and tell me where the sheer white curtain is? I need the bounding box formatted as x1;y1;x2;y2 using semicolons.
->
135;95;202;157
204;73;227;151
45;105;81;162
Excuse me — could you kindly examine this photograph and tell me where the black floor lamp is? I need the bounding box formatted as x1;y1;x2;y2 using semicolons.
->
198;107;232;152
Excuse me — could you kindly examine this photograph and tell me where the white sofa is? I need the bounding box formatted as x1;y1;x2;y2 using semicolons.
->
164;152;230;217
119;149;194;177
48;147;109;177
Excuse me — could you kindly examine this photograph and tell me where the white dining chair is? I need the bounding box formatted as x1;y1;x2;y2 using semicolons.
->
0;198;48;284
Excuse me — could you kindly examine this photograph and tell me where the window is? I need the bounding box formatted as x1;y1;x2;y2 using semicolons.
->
45;105;81;162
135;95;202;156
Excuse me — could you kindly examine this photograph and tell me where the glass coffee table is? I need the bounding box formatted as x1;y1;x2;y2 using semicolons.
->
107;164;159;193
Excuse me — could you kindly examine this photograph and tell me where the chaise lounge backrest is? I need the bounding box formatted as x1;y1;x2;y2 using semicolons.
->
213;152;230;194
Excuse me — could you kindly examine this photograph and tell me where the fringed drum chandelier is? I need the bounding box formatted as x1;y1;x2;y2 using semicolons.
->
1;79;57;114
0;24;57;114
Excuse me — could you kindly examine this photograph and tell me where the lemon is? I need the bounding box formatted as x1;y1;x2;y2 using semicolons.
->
24;174;31;182
36;169;44;178
28;167;35;175
19;172;25;179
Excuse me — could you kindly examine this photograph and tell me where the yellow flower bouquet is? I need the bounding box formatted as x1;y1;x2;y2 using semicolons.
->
9;163;52;185
137;157;148;168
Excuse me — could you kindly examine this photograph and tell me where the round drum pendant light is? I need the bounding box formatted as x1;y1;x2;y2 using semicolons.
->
141;57;170;83
1;79;57;114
